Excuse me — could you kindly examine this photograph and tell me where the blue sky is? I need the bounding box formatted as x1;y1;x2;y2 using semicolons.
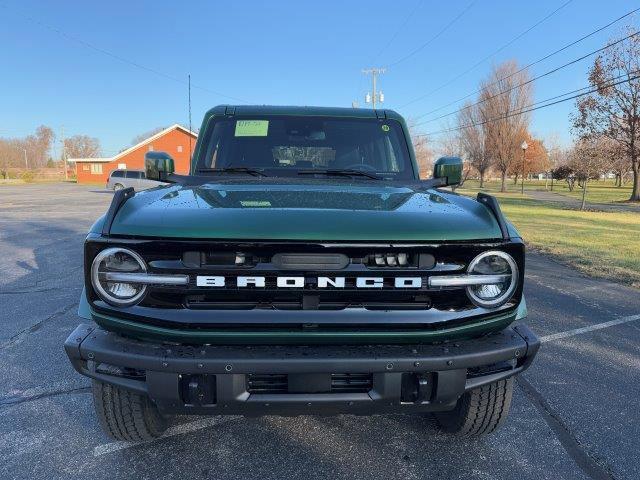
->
0;0;637;157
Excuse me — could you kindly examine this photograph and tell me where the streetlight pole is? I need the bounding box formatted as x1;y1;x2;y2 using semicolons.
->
520;141;528;195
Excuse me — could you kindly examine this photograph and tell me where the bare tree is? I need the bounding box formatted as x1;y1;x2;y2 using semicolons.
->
545;133;564;190
481;61;533;192
568;136;609;210
131;126;166;146
407;121;433;179
572;27;640;201
0;125;55;170
64;135;101;158
457;102;491;187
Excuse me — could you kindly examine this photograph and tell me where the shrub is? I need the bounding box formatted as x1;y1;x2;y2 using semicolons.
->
21;170;35;183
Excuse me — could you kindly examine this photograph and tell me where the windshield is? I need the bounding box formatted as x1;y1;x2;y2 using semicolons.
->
198;116;415;179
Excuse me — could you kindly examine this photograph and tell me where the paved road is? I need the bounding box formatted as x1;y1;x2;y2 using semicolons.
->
1;184;639;480
527;190;640;213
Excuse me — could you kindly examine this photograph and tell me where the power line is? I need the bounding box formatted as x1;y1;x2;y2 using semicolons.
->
399;0;575;108
384;1;475;68
413;7;640;121
1;5;248;103
416;72;640;137
413;29;640;127
371;0;424;64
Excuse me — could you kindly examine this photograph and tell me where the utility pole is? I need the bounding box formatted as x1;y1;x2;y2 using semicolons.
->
60;126;68;181
362;67;385;109
188;74;192;159
23;148;28;169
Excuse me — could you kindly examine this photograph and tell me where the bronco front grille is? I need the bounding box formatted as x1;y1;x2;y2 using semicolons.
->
86;238;524;318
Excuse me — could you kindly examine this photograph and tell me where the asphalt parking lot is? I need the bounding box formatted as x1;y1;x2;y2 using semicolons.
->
1;183;639;480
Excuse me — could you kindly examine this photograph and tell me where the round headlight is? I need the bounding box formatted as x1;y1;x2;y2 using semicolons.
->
91;247;147;307
466;250;518;308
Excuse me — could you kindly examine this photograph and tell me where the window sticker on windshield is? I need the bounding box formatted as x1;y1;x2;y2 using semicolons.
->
240;200;271;207
381;124;390;132
235;120;269;137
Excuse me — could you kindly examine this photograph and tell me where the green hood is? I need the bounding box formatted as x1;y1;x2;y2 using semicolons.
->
108;180;503;241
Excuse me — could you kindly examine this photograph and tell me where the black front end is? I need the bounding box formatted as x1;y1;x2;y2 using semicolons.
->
65;323;539;415
66;234;539;416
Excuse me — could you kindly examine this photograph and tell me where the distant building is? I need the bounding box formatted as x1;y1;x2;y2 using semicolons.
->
71;124;197;184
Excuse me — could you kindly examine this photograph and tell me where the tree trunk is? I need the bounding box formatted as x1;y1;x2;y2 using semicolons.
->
500;171;507;192
631;165;640;201
550;177;554;191
512;174;519;185
581;182;587;210
479;171;485;188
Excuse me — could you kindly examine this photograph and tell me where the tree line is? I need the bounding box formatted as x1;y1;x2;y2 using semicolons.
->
416;25;640;203
0;126;101;175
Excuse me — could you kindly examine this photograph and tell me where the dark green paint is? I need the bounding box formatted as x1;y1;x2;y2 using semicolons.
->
433;156;463;186
77;289;527;345
85;106;526;344
109;181;503;241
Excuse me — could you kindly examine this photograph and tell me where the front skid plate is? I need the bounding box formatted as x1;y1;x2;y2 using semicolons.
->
65;324;539;415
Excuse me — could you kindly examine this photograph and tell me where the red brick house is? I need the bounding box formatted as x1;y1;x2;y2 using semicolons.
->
72;124;197;184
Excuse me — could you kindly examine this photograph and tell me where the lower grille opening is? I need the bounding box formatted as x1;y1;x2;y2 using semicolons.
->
466;360;515;379
330;373;373;393
246;374;288;394
246;373;373;394
95;363;146;380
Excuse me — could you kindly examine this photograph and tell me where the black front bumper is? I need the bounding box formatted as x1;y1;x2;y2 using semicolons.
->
65;324;539;415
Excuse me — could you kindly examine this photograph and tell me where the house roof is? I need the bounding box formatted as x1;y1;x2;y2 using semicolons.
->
69;124;197;164
110;124;197;163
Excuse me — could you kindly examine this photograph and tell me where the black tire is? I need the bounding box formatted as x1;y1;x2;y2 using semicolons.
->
92;380;167;441
113;183;124;191
434;378;513;436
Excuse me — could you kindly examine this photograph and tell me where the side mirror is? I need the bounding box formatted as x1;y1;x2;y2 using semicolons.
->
145;151;175;182
433;156;463;186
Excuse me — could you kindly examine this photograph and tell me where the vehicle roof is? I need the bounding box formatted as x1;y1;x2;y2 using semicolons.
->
205;105;405;121
110;169;143;174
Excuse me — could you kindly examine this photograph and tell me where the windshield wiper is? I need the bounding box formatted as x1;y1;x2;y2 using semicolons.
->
197;167;267;177
297;168;383;180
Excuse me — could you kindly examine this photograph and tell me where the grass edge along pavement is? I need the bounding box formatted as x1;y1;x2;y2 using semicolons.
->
457;187;640;288
462;179;638;205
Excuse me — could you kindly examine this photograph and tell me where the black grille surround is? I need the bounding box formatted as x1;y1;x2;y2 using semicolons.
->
84;235;525;330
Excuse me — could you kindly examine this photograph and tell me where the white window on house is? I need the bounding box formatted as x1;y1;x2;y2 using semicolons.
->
148;145;154;152
90;163;103;175
118;163;126;169
82;165;90;171
177;145;183;153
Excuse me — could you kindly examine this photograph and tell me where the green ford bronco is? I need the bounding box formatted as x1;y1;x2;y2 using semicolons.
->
65;105;539;440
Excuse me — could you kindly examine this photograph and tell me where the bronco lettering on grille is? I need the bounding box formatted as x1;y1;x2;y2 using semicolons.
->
195;276;423;288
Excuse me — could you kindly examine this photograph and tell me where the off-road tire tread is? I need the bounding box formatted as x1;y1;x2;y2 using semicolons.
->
92;380;167;441
434;378;513;436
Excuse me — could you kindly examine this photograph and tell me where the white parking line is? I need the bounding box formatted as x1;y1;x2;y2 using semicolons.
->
93;416;238;456
540;314;640;343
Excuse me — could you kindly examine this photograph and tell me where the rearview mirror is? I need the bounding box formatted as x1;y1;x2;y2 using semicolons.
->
433;156;463;186
145;151;175;182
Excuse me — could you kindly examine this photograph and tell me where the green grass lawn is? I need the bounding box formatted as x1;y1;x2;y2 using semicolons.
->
549;180;634;204
462;178;635;204
456;188;640;287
